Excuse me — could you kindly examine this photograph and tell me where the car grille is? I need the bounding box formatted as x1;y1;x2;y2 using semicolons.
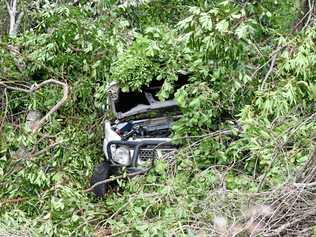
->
139;149;157;160
139;149;176;161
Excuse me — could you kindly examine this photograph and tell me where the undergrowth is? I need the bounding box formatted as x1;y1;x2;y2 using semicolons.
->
0;0;315;236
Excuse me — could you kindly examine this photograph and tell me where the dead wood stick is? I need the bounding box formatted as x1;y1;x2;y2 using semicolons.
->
0;81;30;92
264;209;316;236
293;181;316;187
0;197;26;206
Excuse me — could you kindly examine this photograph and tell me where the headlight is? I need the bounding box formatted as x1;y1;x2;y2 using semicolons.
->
112;146;131;166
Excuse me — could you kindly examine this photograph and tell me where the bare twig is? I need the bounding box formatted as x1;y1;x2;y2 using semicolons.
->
293;7;311;31
302;0;314;31
0;81;30;92
251;46;285;79
257;113;316;191
296;147;316;183
293;181;316;187
0;88;8;133
260;53;277;90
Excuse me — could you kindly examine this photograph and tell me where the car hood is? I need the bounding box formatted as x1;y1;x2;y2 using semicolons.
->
116;100;178;120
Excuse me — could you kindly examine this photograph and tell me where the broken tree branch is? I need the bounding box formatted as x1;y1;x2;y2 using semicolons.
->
30;79;69;133
0;79;69;133
0;81;30;92
84;170;147;193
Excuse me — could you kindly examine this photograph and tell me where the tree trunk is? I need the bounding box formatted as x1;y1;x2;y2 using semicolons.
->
6;0;23;37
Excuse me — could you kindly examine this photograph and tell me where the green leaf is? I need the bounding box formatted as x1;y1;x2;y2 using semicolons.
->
216;20;229;33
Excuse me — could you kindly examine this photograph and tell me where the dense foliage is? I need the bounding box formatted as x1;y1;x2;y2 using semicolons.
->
0;0;315;236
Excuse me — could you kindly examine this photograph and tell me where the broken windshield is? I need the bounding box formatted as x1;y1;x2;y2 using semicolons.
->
108;80;182;120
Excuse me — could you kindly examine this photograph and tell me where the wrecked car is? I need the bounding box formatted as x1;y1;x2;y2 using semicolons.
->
90;80;182;197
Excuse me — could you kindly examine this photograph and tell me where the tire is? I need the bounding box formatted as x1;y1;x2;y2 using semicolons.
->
90;161;111;197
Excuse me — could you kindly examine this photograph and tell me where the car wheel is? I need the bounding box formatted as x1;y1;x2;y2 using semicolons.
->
90;161;111;197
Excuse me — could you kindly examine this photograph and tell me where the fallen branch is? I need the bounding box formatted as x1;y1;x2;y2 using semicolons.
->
29;80;69;133
0;79;69;133
84;170;147;193
293;181;316;188
0;81;30;92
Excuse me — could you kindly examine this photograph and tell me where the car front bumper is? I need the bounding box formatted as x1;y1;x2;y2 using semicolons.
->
103;120;177;169
105;139;176;166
